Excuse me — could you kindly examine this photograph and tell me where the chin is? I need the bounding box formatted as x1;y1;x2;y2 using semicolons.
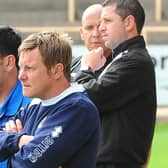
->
105;41;112;49
23;92;33;98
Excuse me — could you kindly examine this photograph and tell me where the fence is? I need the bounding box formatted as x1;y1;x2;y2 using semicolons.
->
16;25;168;44
67;0;165;22
142;26;168;43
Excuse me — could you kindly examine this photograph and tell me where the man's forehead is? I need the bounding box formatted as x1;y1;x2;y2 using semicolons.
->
81;4;102;24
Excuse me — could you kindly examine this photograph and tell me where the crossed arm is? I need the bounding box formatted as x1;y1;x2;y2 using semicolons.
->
4;119;34;148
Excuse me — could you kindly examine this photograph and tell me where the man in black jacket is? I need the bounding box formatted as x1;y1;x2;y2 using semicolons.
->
74;0;157;168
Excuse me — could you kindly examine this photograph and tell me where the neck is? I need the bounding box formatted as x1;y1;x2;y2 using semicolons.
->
41;78;71;100
54;81;71;98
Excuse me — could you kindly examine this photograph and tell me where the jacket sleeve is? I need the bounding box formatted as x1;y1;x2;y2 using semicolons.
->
0;131;26;161
9;101;98;168
74;54;152;112
0;106;31;161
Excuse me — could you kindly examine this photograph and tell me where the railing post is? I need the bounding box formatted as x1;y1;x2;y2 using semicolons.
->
155;0;162;21
142;28;148;44
68;0;76;23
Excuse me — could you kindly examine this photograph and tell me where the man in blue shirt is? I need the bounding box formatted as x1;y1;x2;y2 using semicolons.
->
0;26;32;168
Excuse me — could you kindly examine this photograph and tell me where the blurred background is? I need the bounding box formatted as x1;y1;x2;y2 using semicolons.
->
0;0;168;44
0;0;168;167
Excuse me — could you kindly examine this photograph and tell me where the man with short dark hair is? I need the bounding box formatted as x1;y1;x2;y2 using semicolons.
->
74;0;157;167
0;25;32;168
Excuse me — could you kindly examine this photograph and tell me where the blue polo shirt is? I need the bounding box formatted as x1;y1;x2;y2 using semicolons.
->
0;80;32;168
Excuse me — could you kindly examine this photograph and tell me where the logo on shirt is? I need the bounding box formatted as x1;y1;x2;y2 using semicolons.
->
28;126;63;163
28;136;54;163
51;126;63;138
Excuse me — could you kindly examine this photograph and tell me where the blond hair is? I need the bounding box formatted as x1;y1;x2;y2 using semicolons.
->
19;31;72;81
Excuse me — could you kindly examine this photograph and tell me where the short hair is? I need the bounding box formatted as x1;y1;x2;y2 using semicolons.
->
102;0;145;34
0;25;21;68
19;31;72;81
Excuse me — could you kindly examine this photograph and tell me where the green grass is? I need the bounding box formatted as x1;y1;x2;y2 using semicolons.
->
148;123;168;168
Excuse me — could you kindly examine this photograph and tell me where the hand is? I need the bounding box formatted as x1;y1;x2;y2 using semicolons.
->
5;119;23;132
81;47;106;71
18;135;34;148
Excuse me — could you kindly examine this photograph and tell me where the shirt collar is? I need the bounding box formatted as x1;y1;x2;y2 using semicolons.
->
41;83;85;106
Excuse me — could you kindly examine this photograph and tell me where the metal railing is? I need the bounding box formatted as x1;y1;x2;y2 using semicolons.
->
155;0;163;21
67;0;164;22
142;26;168;43
16;25;168;44
68;0;76;23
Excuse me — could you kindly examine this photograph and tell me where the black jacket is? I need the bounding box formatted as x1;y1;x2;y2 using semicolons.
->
74;36;157;166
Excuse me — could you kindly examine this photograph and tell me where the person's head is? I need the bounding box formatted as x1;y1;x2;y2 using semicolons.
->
18;31;72;99
100;0;145;49
0;26;21;91
0;25;21;69
80;4;111;57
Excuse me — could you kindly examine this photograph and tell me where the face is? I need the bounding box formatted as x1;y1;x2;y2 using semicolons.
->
18;48;54;99
99;4;128;50
80;10;107;51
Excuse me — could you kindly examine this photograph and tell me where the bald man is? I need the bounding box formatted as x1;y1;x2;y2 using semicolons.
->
71;4;114;168
71;4;112;74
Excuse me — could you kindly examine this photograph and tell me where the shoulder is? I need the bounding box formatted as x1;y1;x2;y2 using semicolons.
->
127;48;154;68
62;92;100;128
71;55;82;73
72;55;82;65
65;92;99;116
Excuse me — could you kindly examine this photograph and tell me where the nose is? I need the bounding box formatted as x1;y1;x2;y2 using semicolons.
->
18;68;27;81
93;27;101;37
99;22;105;32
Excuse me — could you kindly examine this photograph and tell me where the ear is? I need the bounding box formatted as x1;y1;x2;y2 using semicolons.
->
51;63;64;80
79;27;84;41
124;15;135;32
3;55;16;71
